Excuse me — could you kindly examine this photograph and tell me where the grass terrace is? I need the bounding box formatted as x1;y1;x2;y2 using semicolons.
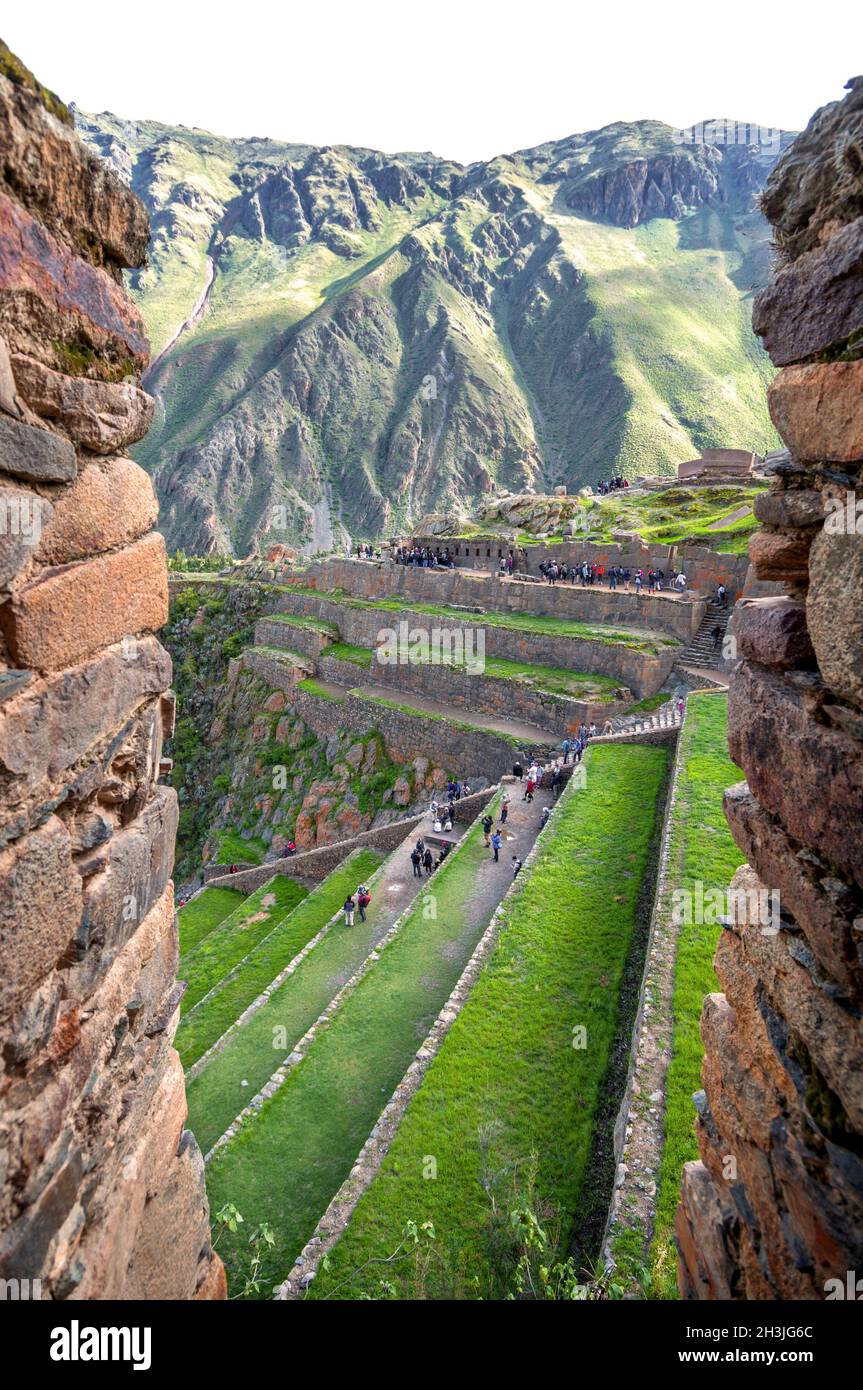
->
207;794;523;1293
308;743;670;1299
262;612;341;638
181;849;384;1103
586;484;767;554
179;876;308;1013
178;886;244;955
352;691;527;747
281;586;679;654
326;642;373;667
214;830;267;866
639;692;743;1298
296;677;346;702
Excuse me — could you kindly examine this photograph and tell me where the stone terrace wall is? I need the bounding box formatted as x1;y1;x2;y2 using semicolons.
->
0;60;222;1300
273;587;675;699
304;557;705;642
319;651;629;733
207;787;497;893
676;78;863;1300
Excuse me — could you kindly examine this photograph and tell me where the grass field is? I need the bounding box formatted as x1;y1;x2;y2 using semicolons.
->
645;693;743;1298
179;849;384;1088
178;887;244;954
179;876;308;1013
213;830;267;866
206;795;515;1294
308;744;669;1299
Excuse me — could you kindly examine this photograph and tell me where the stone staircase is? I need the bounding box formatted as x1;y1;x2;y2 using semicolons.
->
675;600;731;671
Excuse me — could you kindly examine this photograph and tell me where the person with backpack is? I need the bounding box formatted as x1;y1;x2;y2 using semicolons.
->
343;894;355;927
562;737;571;764
410;847;423;878
523;776;535;803
423;847;434;875
491;830;502;863
511;856;523;879
540;805;551;829
356;884;371;922
482;812;494;847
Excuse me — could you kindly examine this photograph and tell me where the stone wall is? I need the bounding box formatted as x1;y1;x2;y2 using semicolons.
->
206;787;497;893
305;557;706;641
273;587;675;698
286;685;550;779
0;58;222;1299
676;78;863;1300
320;651;629;733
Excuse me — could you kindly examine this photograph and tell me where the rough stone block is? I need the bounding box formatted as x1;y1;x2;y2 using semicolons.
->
767;360;863;464
724;782;862;993
752;217;863;365
747;528;812;585
728;663;863;890
0;531;168;672
0;410;76;482
0;636;171;839
754;488;826;528
0;73;149;269
0;816;81;1020
807;527;863;710
734;595;815;669
33;456;158;566
11;355;154;454
0;190;149;370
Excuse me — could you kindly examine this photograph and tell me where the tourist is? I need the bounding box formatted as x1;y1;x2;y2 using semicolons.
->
677;697;685;716
717;583;727;608
711;622;724;650
356;884;371;922
562;737;571;764
500;793;511;824
512;759;524;780
343;894;356;927
523;775;535;803
482;812;494;846
511;856;522;878
410;847;423;878
540;805;551;829
589;722;597;738
423;847;434;875
603;719;613;736
552;766;562;798
491;830;502;863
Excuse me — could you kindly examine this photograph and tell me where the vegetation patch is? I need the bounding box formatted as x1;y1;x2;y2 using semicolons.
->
179;876;308;1013
207;797;519;1294
645;693;743;1298
214;830;267;866
179;849;384;1083
178;887;245;954
308;745;669;1299
297;678;345;702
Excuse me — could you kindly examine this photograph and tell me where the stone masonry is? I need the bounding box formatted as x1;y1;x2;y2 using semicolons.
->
0;52;223;1299
676;78;863;1299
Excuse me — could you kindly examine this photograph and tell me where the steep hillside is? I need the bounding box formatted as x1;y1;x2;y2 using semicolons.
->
77;111;789;555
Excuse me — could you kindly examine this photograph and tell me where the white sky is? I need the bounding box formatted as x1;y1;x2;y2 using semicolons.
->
4;1;861;163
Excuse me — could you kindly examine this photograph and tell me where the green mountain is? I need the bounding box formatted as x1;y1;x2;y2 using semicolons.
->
76;110;789;556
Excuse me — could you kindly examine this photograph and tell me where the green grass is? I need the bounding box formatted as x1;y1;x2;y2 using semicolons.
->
206;794;521;1294
178;849;383;1081
623;692;671;717
586;484;767;555
327;642;373;667
297;678;345;702
283;587;678;653
179;876;308;1013
178;887;245;954
645;692;743;1298
307;744;669;1299
265;612;341;637
214;830;267;866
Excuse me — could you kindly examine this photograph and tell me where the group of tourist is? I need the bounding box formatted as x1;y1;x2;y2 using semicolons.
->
352;542;382;561
393;545;456;568
497;552;516;575
537;560;688;593
595;476;630;494
342;880;373;927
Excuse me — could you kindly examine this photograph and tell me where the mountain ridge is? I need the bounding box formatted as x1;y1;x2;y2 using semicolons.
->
76;107;791;555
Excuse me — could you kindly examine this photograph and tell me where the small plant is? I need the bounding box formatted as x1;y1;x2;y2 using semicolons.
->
212;1204;277;1300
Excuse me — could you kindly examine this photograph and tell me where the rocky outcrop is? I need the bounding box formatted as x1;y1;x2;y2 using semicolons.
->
0;53;222;1300
676;78;863;1301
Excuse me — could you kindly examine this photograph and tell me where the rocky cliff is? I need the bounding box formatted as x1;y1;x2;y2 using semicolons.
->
0;45;223;1299
676;78;863;1299
75;110;791;556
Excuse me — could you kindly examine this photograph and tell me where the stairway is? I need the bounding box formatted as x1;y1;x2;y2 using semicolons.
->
676;601;731;670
